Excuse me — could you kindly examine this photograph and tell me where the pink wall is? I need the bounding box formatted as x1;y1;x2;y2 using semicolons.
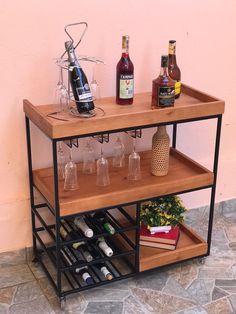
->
0;0;235;252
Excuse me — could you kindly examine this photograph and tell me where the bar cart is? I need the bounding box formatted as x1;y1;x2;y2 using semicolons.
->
23;84;224;306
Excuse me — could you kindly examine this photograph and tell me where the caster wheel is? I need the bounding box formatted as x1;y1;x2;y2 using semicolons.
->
60;297;66;310
199;257;206;265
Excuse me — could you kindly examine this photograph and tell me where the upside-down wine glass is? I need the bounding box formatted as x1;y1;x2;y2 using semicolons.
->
64;147;78;191
96;147;110;187
83;138;96;174
112;137;125;168
127;137;141;181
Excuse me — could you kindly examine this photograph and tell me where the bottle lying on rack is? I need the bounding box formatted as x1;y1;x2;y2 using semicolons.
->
95;237;113;257
92;212;116;235
74;217;94;238
60;219;78;241
95;262;113;281
61;246;94;285
64;40;95;114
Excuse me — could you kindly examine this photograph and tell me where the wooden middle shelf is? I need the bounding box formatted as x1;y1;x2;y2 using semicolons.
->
33;148;213;216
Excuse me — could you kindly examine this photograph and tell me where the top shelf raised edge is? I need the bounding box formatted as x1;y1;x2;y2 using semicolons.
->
23;84;225;139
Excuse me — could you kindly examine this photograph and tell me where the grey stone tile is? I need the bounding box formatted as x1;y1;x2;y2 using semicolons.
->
131;287;195;313
176;306;207;314
187;279;214;305
198;267;234;279
222;199;236;219
212;287;229;301
61;293;87;313
81;287;129;301
215;279;236;287
84;301;123;314
9;295;53;314
226;226;236;242
37;277;56;300
229;294;236;312
0;249;26;267
128;270;168;290
0;264;34;289
211;228;228;243
123;295;147;314
13;281;43;304
167;260;199;289
0;286;16;305
0;303;9;314
203;256;233;268
163;277;195;301
203;297;233;314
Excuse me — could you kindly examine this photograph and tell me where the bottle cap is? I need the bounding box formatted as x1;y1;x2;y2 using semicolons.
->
65;41;73;50
169;40;176;44
85;229;93;238
161;55;168;68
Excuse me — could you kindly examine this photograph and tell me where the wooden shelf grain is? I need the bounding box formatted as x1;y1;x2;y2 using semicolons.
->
23;84;225;139
33;148;213;216
139;224;208;271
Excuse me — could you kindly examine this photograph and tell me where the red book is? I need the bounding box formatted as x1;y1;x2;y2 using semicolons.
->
140;224;180;245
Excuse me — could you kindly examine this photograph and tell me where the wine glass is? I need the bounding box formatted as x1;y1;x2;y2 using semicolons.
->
127;138;141;181
54;67;69;113
83;139;96;174
58;142;66;179
90;63;101;105
96;148;110;187
112;137;125;167
64;147;78;191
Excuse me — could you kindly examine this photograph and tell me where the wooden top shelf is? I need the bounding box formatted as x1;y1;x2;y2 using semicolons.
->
24;84;225;139
33;149;214;216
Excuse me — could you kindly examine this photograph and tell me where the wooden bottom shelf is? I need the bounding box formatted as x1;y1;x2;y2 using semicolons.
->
139;224;208;271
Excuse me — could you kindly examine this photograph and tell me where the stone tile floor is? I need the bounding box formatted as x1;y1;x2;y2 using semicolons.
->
1;199;236;313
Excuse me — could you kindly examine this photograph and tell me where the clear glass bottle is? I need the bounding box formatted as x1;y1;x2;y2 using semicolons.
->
168;40;181;99
152;55;175;109
116;35;134;105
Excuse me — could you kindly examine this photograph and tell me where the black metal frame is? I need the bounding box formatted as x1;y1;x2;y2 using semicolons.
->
25;113;222;303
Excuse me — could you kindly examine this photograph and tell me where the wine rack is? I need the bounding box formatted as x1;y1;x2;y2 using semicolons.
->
24;84;224;306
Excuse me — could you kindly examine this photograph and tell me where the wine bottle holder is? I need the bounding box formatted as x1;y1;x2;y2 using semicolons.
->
32;203;138;294
55;22;105;119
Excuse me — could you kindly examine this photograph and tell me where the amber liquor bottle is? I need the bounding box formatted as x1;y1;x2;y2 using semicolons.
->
116;35;134;105
152;55;175;109
168;40;181;98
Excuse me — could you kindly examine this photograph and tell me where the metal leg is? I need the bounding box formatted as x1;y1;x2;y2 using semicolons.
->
135;202;141;273
172;123;177;148
52;140;62;297
207;115;222;254
25;116;37;259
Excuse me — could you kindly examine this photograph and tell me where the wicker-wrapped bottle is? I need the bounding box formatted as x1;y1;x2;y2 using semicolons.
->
151;126;170;176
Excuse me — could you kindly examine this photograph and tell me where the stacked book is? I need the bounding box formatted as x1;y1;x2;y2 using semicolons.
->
140;224;180;250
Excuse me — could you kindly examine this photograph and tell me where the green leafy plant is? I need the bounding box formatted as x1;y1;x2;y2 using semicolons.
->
140;195;187;227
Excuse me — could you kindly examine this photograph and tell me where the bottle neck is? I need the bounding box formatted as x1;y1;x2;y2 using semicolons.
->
168;54;177;64
121;36;130;57
160;66;168;76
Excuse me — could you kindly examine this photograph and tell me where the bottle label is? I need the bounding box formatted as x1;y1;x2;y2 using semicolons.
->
175;81;181;96
119;74;134;99
158;87;175;107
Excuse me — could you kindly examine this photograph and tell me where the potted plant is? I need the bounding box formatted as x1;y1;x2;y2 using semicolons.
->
140;195;187;231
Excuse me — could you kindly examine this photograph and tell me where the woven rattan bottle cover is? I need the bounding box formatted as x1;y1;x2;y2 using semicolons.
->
151;126;170;176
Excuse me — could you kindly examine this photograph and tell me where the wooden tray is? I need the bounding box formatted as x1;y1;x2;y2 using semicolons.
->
33;148;213;216
23;84;225;139
140;224;207;271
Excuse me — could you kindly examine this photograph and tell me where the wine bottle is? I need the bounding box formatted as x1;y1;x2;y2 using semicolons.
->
60;220;85;250
74;217;94;238
61;246;94;285
93;212;115;235
96;237;113;257
168;40;181;99
151;55;175;109
116;35;134;105
65;41;94;114
95;262;113;280
77;267;94;285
